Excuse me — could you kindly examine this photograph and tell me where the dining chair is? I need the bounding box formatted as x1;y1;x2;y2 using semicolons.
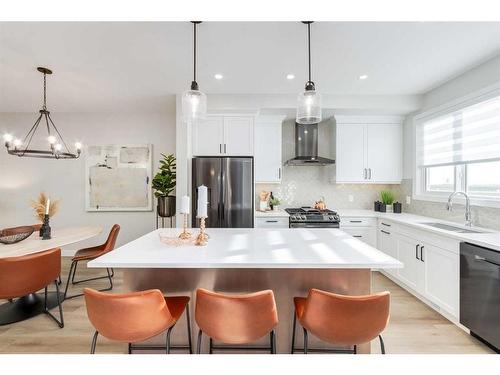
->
0;248;64;327
84;288;192;354
64;224;120;300
195;288;279;354
291;288;390;354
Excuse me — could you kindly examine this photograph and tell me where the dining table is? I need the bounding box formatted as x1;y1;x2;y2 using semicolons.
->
0;226;102;325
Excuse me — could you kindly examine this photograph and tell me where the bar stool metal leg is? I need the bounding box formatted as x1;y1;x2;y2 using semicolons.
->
303;328;308;354
197;330;203;354
44;280;64;328
90;331;99;354
186;304;193;354
291;311;297;354
270;330;276;354
379;335;385;354
166;326;174;354
209;337;213;354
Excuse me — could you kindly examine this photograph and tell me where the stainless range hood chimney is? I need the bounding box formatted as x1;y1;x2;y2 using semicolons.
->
286;122;335;166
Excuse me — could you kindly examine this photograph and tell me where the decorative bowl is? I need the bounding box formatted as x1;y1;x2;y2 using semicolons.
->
0;226;35;245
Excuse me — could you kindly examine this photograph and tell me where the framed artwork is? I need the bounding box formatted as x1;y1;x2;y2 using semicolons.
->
85;144;152;211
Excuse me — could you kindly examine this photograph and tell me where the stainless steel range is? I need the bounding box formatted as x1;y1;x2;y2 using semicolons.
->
285;207;340;228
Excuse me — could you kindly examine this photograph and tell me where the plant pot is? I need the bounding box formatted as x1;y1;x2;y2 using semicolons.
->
157;196;176;217
385;204;393;213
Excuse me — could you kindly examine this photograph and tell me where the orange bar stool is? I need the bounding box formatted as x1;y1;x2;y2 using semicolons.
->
291;289;390;354
64;224;120;300
195;288;279;354
84;288;192;354
0;248;64;327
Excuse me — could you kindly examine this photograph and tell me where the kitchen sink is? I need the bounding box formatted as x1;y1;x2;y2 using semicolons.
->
419;222;487;234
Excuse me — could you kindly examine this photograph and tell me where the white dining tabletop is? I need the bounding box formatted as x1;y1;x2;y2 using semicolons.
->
0;226;102;258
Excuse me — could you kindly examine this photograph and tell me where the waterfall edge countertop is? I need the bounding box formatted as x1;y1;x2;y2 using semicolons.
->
88;228;402;269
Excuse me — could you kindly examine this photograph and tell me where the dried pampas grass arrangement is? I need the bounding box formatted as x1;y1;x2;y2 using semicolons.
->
31;192;60;221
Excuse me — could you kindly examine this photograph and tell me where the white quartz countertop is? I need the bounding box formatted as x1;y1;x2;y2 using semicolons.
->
88;228;402;269
255;209;289;218
338;209;500;252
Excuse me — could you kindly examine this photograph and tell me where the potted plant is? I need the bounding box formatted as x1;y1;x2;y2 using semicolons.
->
152;153;176;217
380;191;395;213
269;196;281;211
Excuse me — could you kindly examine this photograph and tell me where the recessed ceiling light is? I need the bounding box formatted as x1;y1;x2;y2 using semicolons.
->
286;74;295;80
214;74;223;80
359;74;368;80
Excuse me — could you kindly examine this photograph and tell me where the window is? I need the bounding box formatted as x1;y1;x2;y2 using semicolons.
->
416;94;500;204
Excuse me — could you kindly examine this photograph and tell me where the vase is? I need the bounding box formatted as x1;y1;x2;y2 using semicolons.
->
157;196;176;217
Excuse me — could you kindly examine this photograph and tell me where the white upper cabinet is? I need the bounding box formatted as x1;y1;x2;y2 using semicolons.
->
192;116;224;156
192;115;254;156
223;116;254;156
254;116;284;183
336;123;365;182
335;116;403;184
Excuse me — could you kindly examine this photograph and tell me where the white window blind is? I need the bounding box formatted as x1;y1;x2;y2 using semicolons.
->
417;96;500;167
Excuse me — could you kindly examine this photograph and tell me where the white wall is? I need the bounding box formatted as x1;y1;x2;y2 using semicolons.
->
0;102;176;255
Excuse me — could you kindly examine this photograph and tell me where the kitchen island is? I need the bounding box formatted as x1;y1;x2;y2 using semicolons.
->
89;228;402;353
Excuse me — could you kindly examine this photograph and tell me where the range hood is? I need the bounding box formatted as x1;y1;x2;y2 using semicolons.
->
286;122;335;166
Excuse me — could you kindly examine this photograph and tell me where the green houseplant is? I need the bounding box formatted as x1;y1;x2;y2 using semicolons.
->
380;190;395;213
152;153;176;217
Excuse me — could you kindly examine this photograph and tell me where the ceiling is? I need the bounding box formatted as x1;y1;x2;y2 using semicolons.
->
1;22;500;112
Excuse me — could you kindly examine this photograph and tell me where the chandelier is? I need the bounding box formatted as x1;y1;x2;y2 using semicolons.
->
3;67;82;159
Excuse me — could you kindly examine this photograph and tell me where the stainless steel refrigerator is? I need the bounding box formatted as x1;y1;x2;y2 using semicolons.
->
192;157;254;228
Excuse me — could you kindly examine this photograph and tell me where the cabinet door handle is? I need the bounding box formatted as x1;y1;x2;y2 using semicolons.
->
415;244;420;260
363;168;367;179
224;144;227;154
420;246;424;262
265;220;278;223
475;255;500;267
381;222;391;227
350;220;362;223
353;235;363;238
368;168;372;179
380;230;390;235
278;167;281;179
219;144;222;154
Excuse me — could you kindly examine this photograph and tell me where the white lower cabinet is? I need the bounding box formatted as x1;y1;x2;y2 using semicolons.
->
395;234;422;291
341;217;376;247
379;220;460;320
255;217;289;228
377;227;398;277
421;242;459;317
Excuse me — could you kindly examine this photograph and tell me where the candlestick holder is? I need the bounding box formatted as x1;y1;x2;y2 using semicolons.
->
178;213;192;240
41;214;51;240
195;217;208;246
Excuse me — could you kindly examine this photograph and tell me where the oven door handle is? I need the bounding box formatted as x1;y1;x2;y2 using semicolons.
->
475;254;500;267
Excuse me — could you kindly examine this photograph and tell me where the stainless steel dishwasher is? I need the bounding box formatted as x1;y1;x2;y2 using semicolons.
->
460;242;500;352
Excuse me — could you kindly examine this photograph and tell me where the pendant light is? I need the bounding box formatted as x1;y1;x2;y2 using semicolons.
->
296;21;322;125
182;21;207;121
3;67;82;159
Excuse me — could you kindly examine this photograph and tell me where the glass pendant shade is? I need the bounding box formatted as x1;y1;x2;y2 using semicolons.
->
182;88;207;121
296;89;322;124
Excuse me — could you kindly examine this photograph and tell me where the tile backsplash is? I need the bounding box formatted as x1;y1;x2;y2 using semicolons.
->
394;179;500;231
256;166;396;210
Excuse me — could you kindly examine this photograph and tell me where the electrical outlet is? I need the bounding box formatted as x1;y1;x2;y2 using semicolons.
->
348;195;354;202
406;196;411;205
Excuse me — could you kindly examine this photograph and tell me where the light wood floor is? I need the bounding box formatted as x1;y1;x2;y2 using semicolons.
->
0;258;493;354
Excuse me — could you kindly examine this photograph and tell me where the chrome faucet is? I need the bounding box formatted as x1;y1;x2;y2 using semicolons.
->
446;191;472;226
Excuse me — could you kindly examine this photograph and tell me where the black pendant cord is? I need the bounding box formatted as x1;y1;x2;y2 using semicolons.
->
42;72;47;110
190;21;201;91
193;22;197;83
307;22;311;83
